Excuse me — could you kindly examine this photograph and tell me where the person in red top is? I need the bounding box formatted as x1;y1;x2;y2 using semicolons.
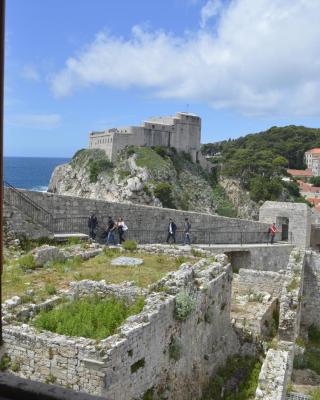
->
268;223;278;244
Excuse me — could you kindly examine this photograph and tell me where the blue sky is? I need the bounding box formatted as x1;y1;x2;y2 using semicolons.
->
5;0;320;157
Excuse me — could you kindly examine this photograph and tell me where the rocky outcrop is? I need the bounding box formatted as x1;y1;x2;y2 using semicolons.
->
48;148;218;214
219;177;260;220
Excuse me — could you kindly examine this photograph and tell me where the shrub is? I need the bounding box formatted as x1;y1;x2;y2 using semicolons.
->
11;361;20;372
143;184;152;197
293;354;307;369
45;374;57;384
122;240;137;251
118;169;131;181
0;354;11;371
154;183;175;208
191;248;202;257
153;145;168;158
18;254;36;270
45;283;57;296
34;295;145;340
169;337;183;361
89;158;113;182
175;291;196;321
310;177;320;186
126;146;136;156
67;237;82;245
311;388;320;400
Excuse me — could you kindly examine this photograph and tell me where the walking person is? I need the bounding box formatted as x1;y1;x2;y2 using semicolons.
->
106;216;117;245
88;213;98;240
183;218;191;245
166;218;177;244
117;217;128;244
268;222;278;244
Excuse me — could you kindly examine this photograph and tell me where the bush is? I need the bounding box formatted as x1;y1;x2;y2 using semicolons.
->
89;158;113;182
154;182;175;208
34;295;145;340
18;254;36;270
169;337;183;361
122;240;137;251
310;177;320;186
175;291;196;321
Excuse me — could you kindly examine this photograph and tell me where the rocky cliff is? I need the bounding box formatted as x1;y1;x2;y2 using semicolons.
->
48;147;229;215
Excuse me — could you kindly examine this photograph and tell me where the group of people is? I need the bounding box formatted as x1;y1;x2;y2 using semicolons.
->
166;218;192;245
88;214;128;245
88;214;192;245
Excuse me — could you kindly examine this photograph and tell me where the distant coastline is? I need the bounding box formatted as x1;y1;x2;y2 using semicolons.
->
4;156;70;191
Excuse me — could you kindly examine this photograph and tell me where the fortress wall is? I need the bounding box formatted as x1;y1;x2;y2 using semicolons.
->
301;251;320;329
8;189;269;237
2;257;240;400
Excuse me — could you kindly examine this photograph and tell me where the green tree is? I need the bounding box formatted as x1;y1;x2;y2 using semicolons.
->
310;177;320;186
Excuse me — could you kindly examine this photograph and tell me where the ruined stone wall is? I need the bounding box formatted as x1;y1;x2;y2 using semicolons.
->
301;251;320;329
237;269;284;297
2;256;240;400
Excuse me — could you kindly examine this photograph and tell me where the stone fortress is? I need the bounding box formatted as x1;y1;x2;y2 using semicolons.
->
2;187;320;399
89;112;202;163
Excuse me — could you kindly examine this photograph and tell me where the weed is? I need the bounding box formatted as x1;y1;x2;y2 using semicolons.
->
175;291;196;321
67;237;82;246
169;337;183;361
295;337;305;348
45;283;57;296
191;248;202;257
122;240;138;251
45;374;57;384
11;361;20;372
310;388;320;400
118;169;131;181
175;256;187;267
142;388;154;400
18;254;36;271
34;295;145;340
0;354;11;371
287;277;299;292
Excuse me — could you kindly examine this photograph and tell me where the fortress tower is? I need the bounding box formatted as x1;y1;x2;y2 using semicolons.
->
89;112;201;162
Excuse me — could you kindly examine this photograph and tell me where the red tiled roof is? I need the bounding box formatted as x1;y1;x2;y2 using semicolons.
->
305;148;320;154
287;169;313;177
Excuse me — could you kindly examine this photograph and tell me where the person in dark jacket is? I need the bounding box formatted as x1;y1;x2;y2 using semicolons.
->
166;218;177;244
106;216;117;245
88;213;98;239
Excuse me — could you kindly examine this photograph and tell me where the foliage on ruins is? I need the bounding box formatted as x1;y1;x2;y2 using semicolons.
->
201;355;262;400
293;324;320;375
34;295;145;340
202;125;320;202
169;336;183;361
174;291;196;321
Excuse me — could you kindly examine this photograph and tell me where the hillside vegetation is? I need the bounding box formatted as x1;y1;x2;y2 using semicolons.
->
202;125;320;203
49;146;237;216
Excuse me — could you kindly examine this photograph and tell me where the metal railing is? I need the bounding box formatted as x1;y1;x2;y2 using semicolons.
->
4;182;291;245
4;181;53;229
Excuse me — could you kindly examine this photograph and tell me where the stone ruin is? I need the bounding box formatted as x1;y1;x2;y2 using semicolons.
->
1;242;320;400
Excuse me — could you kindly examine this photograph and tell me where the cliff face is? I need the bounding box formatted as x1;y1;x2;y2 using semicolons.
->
48;147;220;214
219;177;260;220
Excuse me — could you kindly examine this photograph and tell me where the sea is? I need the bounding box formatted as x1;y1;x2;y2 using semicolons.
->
4;157;70;191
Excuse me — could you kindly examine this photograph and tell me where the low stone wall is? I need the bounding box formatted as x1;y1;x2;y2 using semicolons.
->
255;348;291;400
2;256;240;400
301;251;320;329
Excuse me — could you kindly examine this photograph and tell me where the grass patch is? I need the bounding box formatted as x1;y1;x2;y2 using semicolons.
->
34;295;145;340
122;240;137;251
134;147;170;173
3;248;192;301
310;388;320;400
0;354;11;371
18;254;36;270
287;277;299;292
202;355;262;400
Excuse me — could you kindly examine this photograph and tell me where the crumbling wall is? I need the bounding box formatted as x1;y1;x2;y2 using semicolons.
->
301;251;320;329
2;256;240;400
237;269;284;297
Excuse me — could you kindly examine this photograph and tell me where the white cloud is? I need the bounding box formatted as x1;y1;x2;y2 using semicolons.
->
21;65;40;81
7;113;61;129
51;0;320;117
200;0;223;28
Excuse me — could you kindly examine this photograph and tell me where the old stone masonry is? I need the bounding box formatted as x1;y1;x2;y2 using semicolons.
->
1;198;320;399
